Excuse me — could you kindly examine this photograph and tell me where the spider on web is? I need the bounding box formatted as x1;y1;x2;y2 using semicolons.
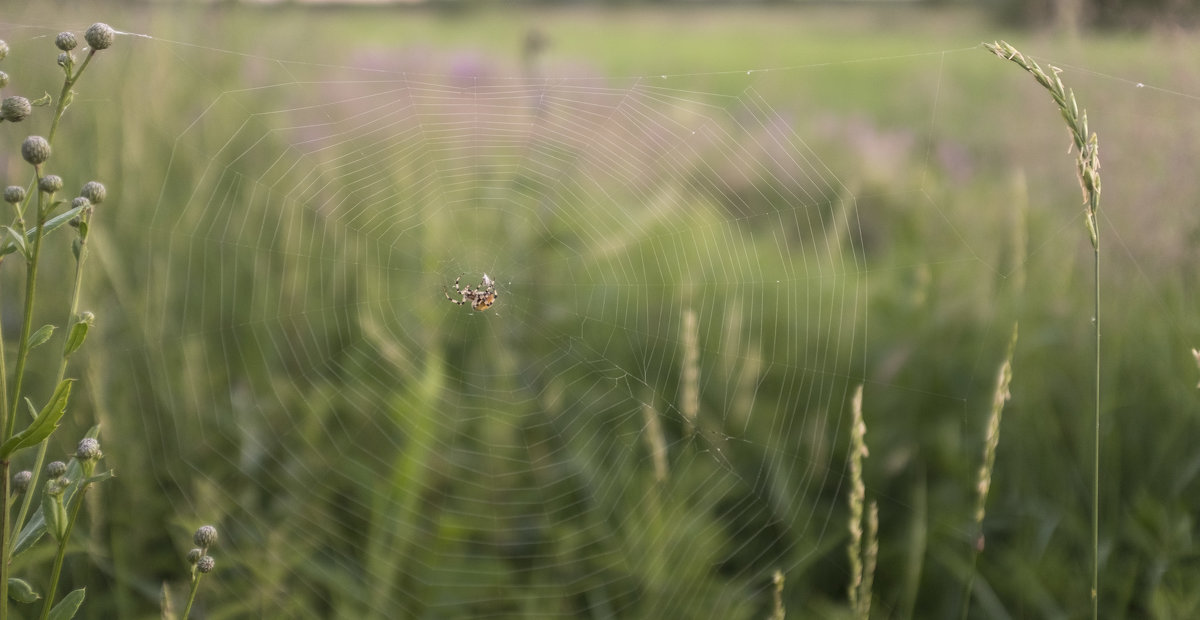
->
443;274;498;311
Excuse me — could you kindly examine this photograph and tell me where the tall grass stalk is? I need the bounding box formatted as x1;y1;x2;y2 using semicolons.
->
846;384;876;619
984;40;1103;618
769;569;786;620
960;323;1018;619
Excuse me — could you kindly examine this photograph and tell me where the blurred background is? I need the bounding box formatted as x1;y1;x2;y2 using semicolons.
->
1;1;1199;619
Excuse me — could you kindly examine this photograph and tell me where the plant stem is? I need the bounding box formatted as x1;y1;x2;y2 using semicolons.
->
182;573;203;620
0;464;8;620
6;182;48;439
12;213;93;552
38;483;90;620
1091;242;1100;618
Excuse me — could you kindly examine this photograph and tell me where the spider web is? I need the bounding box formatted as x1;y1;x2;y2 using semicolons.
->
2;10;1198;619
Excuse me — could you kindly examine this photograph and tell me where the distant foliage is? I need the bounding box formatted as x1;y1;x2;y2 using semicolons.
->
996;0;1200;28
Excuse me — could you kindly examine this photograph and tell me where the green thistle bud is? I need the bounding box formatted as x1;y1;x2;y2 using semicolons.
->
76;437;101;461
12;470;32;495
0;40;7;60
38;174;63;194
194;525;218;548
21;136;50;165
55;32;77;51
1;96;31;122
71;196;90;212
46;461;67;479
80;181;106;204
0;71;8;88
3;186;24;204
186;548;202;564
197;556;215;574
84;23;115;51
57;53;70;69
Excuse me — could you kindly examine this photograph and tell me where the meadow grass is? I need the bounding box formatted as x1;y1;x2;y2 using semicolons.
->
1;5;1197;618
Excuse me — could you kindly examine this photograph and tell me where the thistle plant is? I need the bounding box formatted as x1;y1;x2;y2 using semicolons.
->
180;525;219;620
0;23;117;619
984;40;1103;618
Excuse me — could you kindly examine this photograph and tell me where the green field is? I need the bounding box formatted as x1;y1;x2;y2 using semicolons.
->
1;4;1198;619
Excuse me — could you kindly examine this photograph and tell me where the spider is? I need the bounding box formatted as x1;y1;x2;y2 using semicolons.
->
443;273;498;311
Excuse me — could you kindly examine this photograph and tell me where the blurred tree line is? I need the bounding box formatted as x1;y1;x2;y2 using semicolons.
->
997;0;1198;28
427;0;1200;29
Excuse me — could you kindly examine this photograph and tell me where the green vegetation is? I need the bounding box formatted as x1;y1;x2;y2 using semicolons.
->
1;5;1197;619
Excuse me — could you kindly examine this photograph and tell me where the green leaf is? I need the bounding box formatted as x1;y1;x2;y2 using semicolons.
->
28;324;55;350
63;313;93;357
11;515;46;559
42;492;67;543
83;470;115;486
0;379;74;459
0;203;88;257
47;588;85;620
2;226;28;258
7;578;40;604
31;92;52;107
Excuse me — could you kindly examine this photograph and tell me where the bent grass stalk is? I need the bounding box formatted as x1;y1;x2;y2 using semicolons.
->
984;40;1102;619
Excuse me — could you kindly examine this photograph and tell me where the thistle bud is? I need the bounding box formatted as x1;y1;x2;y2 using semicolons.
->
196;555;215;574
84;23;115;51
71;196;91;212
38;175;63;194
193;525;218;548
80;181;106;204
55;32;77;51
46;461;67;479
0;71;8;88
21;136;50;165
12;471;32;495
57;53;71;69
75;437;101;461
3;186;25;204
1;96;31;122
186;548;202;564
0;40;7;61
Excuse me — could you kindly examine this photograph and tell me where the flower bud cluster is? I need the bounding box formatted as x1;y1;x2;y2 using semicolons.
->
188;524;220;577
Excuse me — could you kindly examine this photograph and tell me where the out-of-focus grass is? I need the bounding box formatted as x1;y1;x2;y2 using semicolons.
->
2;4;1198;619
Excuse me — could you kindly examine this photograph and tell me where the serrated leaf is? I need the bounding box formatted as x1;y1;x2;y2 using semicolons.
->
0;203;88;257
7;578;40;604
0;379;73;459
28;324;55;350
47;587;85;620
